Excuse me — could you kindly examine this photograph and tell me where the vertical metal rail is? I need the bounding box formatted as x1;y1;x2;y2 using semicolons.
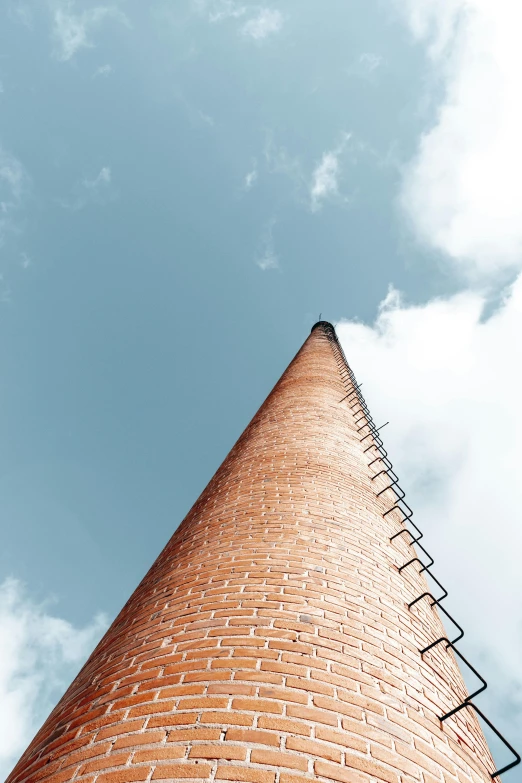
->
313;321;520;780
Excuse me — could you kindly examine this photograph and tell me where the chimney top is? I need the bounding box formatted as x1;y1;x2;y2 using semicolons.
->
311;320;335;333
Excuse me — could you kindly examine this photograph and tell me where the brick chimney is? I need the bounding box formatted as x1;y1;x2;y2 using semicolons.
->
8;322;498;783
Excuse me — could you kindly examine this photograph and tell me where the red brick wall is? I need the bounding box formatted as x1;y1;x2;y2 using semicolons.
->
8;323;496;783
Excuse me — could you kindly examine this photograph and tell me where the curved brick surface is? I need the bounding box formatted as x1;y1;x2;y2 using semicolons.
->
8;324;495;783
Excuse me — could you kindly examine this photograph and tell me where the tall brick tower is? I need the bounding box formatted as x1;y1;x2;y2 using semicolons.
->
8;322;511;783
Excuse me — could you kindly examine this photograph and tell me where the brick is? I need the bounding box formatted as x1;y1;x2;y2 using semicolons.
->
211;658;258;670
280;776;315;783
148;712;198;728
286;705;338;727
168;729;221;742
258;687;308;705
286;676;334;697
225;729;279;746
200;712;254;726
189;744;247;760
345;753;400;783
152;762;212;779
128;701;175;718
80;753;130;774
34;770;76;783
314;726;367;754
250;750;308;771
57;742;112;767
314;760;366;783
286;736;341;763
313;695;364;721
258;717;311;737
370;743;421;779
96;720;145;740
231;698;283;715
238;672;284;685
207;685;256;695
134;746;187;762
161;682;207;694
414;738;458;777
97;770;151;783
179;697;229;710
341;718;393;748
113;731;166;749
215;767;276;783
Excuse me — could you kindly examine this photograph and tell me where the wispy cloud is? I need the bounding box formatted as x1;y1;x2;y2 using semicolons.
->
198;110;215;127
346;52;384;79
0;273;12;304
93;63;112;78
60;165;114;210
263;133;304;191
8;3;33;28
170;87;217;130
0;145;30;304
260;131;364;213
241;8;284;40
310;152;340;212
256;219;279;271
243;161;258;191
194;1;283;40
193;0;246;23
359;52;382;72
310;133;351;212
210;1;245;22
0;144;28;246
52;1;127;62
0;578;107;780
0;148;26;205
84;165;111;189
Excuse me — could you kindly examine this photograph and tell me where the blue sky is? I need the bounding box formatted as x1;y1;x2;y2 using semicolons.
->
1;0;521;779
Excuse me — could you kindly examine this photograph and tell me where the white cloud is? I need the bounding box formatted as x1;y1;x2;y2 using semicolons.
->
195;2;283;39
0;280;12;304
358;2;522;751
93;63;112;77
310;152;340;211
337;281;522;749
398;0;522;278
257;254;278;271
263;133;302;183
0;578;106;780
52;1;127;62
310;133;351;212
243;162;258;191
8;3;33;28
83;165;111;189
241;8;284;40
256;219;279;271
0;145;28;246
0;148;26;205
358;52;383;73
198;110;215;127
347;52;384;79
60;165;113;210
193;0;246;23
260;131;365;212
